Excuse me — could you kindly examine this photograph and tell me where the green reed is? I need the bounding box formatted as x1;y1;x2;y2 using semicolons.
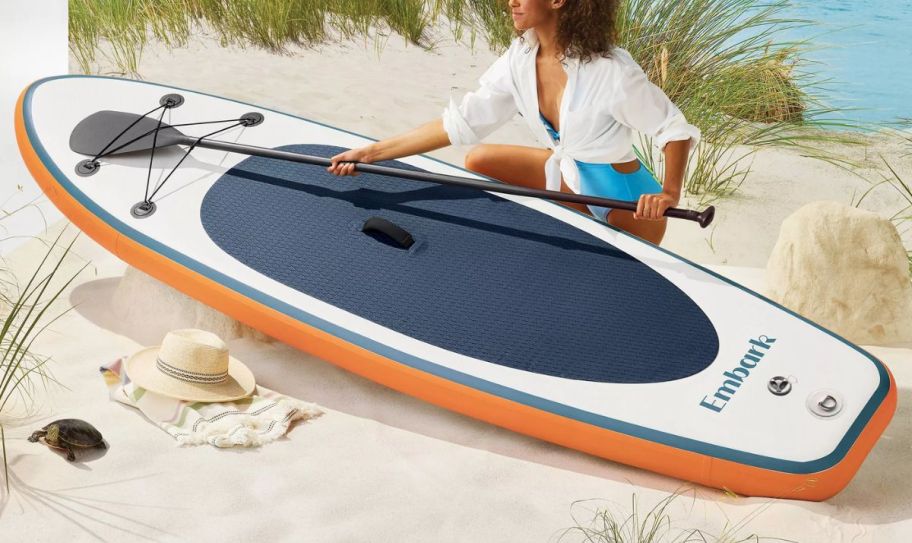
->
853;122;912;274
554;490;795;543
0;225;90;493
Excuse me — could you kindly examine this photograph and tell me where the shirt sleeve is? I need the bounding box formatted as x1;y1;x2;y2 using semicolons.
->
607;53;701;152
442;49;519;146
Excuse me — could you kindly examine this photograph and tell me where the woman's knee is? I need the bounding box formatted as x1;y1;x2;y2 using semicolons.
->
464;145;495;174
608;210;667;244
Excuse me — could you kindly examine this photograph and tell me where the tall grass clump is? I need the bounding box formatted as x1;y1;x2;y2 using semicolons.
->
612;0;867;202
69;0;441;74
0;225;89;493
854;122;912;274
433;0;515;50
70;0;865;203
553;491;794;543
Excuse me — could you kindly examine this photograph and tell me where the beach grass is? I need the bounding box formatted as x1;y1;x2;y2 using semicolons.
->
0;224;90;493
881;159;912;274
853;123;912;273
614;0;867;203
893;121;912;272
69;0;867;203
554;490;794;543
69;0;446;75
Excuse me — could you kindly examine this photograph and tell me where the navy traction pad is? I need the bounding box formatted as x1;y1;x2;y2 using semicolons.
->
200;144;719;383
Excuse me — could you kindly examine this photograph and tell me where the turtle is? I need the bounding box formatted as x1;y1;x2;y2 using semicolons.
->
27;419;106;461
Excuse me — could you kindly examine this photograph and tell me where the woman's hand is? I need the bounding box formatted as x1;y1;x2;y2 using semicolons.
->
327;146;375;176
634;191;679;221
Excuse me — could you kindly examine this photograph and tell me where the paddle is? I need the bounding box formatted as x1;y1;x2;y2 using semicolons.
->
70;110;715;227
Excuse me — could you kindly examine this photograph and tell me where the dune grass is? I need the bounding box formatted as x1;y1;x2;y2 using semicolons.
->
69;0;867;204
69;0;443;74
853;122;912;274
614;0;868;203
554;490;794;543
879;161;912;275
0;223;90;493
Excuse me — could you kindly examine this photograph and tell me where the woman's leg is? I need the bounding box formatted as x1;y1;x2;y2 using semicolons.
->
607;210;668;245
606;160;668;245
465;144;668;244
464;144;591;215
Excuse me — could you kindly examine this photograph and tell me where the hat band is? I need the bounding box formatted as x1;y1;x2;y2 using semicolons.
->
156;356;229;384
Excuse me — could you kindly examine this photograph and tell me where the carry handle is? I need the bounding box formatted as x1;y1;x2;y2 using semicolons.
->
361;217;415;250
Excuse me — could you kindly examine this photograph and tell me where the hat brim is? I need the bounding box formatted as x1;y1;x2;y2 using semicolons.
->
124;346;256;402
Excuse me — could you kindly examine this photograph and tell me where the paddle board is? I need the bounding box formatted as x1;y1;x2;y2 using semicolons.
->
15;75;896;500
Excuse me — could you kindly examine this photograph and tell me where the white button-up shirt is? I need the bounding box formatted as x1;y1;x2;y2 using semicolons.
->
442;28;700;194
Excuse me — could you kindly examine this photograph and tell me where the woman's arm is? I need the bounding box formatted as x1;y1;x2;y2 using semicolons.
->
660;139;688;202
635;138;689;220
327;119;450;176
363;118;451;163
605;52;700;221
329;47;517;176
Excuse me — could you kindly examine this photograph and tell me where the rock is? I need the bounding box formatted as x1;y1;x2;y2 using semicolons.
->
765;201;912;345
111;266;273;344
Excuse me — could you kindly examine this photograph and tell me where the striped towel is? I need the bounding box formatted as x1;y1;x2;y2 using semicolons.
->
100;355;322;448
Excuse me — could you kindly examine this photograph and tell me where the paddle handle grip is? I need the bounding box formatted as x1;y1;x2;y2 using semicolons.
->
190;137;715;228
665;206;715;229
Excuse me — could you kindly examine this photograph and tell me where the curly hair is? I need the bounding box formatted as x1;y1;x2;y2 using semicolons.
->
514;0;620;64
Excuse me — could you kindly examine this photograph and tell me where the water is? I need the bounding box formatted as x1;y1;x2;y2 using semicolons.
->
778;1;912;126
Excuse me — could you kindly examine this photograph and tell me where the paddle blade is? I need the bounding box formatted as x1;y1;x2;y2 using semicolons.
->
69;110;186;157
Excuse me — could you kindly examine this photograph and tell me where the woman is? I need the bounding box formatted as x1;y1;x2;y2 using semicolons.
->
327;0;699;245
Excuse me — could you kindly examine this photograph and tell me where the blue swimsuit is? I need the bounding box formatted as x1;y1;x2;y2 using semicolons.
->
540;112;663;221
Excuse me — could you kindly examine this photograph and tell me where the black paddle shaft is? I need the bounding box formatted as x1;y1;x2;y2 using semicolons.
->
180;136;715;228
68;110;714;227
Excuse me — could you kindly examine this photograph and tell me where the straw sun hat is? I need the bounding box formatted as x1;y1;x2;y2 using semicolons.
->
124;329;256;402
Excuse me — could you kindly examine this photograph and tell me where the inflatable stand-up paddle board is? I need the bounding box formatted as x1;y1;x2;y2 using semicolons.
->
16;76;895;500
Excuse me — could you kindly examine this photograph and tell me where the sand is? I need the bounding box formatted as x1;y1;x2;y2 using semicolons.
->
1;23;911;542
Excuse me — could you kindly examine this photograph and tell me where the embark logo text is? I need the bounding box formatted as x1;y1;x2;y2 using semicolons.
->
699;335;777;413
